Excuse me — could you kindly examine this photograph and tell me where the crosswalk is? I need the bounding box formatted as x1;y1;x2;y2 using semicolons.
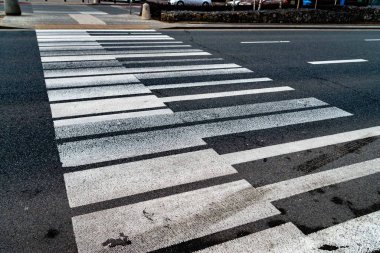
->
36;29;380;252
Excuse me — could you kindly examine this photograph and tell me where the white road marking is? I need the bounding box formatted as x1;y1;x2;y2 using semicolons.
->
39;49;203;57
99;41;184;45
54;109;174;127
50;95;166;119
45;74;139;89
135;68;251;79
308;59;368;65
37;36;174;42
121;58;224;64
58;107;351;167
36;29;156;32
39;45;104;51
198;223;309;253
159;87;294;103
38;42;101;47
365;39;380;41
42;60;123;70
222;125;380;165
69;14;106;25
54;98;328;137
71;180;280;253
43;64;241;78
149;78;273;90
39;45;190;51
41;52;211;62
258;158;380;202
64;149;238;207
241;41;290;44
47;84;151;102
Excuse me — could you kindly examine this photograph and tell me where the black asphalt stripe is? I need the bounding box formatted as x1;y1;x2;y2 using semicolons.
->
234;137;380;188
272;172;380;235
56;106;327;143
151;82;277;97
52;106;168;121
150;214;290;253
71;174;243;217
0;31;76;253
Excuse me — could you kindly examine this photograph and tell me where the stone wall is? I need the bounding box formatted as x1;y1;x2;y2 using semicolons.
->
160;7;380;23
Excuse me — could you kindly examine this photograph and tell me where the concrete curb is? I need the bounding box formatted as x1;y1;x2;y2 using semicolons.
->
161;24;380;30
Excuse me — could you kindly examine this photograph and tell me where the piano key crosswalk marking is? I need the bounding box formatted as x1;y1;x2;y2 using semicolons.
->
35;30;379;252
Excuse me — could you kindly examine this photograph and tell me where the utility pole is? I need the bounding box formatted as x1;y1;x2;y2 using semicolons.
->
4;0;22;16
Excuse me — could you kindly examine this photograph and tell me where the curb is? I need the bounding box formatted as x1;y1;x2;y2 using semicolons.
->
161;24;380;30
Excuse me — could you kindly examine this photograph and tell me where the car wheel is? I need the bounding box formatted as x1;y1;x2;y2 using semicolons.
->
202;1;209;6
177;1;184;5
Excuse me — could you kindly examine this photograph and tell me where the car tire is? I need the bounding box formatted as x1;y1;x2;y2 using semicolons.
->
177;1;184;5
202;1;210;6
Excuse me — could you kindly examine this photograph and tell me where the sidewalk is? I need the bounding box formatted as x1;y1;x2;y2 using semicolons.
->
1;1;380;29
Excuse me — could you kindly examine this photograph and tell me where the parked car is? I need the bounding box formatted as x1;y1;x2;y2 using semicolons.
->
226;0;289;7
168;0;212;6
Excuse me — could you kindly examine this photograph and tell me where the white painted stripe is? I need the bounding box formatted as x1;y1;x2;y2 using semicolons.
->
37;36;174;42
38;42;100;47
47;84;151;102
258;158;380;202
36;29;156;32
160;87;294;103
44;64;240;78
308;211;380;252
135;67;251;80
54;98;328;137
39;45;104;51
149;78;273;90
121;58;224;65
40;49;202;57
64;149;238;207
241;41;290;44
41;52;211;62
69;14;106;25
222;125;380;165
50;95;166;119
54;109;173;127
42;60;123;70
71;180;280;253
308;59;368;64
79;12;108;15
45;74;139;89
100;41;184;45
33;11;107;15
103;45;192;49
198;223;308;253
58;107;351;167
365;39;380;41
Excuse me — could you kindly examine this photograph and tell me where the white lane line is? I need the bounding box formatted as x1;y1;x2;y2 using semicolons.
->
308;211;380;253
50;95;167;119
103;45;192;49
221;125;380;165
308;59;368;65
44;64;240;78
71;180;279;253
45;74;140;89
47;84;151;102
39;49;203;57
365;39;380;41
149;78;273;90
41;52;211;62
135;68;251;80
64;149;238;207
42;60;123;70
258;158;380;202
54;108;174;127
54;97;326;131
241;41;290;44
69;14;106;25
160;87;294;103
121;58;224;65
58;107;351;167
198;223;309;253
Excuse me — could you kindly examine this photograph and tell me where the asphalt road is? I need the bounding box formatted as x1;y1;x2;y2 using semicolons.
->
0;29;379;253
